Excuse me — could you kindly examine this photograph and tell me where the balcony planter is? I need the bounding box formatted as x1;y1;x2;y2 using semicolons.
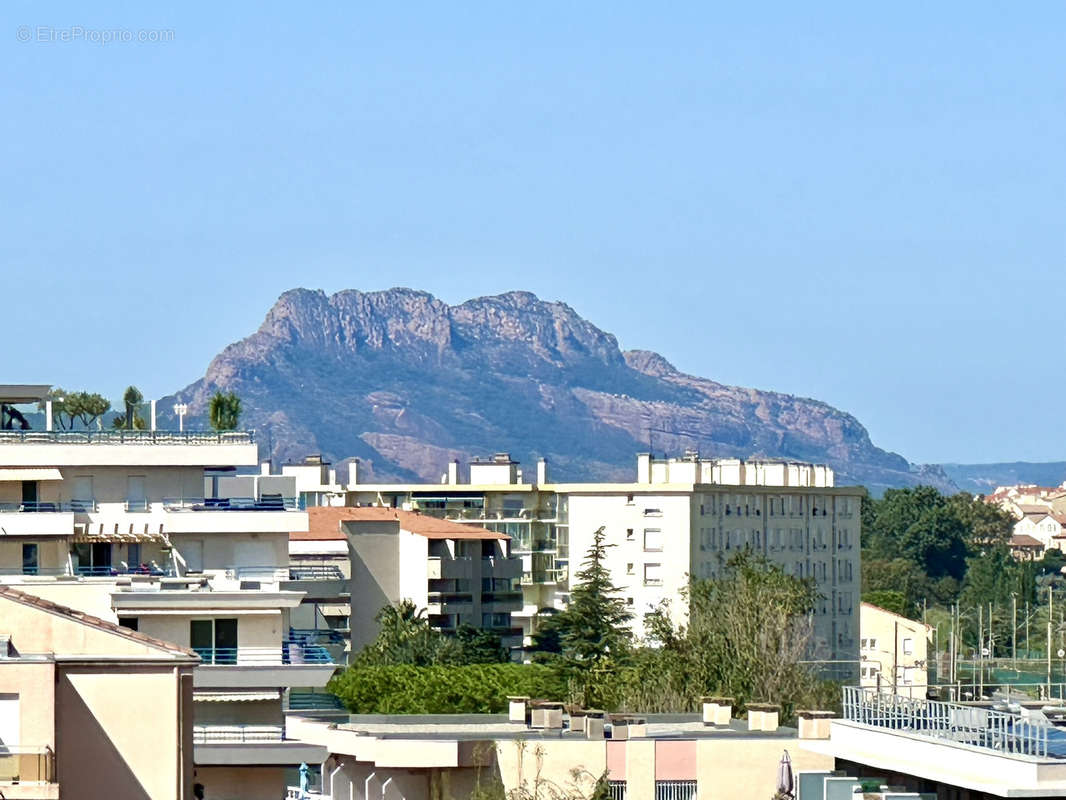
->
584;709;606;740
529;700;564;730
507;696;530;724
795;709;835;739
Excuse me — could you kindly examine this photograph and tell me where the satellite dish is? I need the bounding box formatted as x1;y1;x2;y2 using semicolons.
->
1058;649;1065;659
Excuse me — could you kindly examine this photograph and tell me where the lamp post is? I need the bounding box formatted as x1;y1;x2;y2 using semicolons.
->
173;403;188;432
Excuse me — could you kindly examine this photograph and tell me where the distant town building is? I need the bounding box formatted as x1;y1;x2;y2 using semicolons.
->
985;484;1066;557
859;602;931;698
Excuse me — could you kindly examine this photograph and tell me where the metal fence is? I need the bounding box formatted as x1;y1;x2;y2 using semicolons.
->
654;780;697;800
842;685;1051;758
607;780;627;800
193;724;284;743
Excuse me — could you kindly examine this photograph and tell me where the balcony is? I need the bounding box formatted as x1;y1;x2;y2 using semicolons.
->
426;556;473;580
192;638;335;666
0;745;55;784
482;556;522;579
426;592;473;615
0;506;74;537
0;430;258;468
193;724;327;767
288;565;344;580
520;568;565;585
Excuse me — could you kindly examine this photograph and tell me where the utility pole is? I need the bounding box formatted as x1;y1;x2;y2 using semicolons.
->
1027;600;1031;659
1049;621;1054;700
1013;594;1018;670
979;603;984;698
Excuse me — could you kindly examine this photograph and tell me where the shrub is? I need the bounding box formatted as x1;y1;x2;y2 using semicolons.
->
328;663;568;714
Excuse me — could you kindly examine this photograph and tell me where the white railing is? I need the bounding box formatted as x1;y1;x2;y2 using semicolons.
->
193;724;284;743
842;685;1051;758
654;780;696;800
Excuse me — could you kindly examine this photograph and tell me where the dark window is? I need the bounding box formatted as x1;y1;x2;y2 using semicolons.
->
21;480;38;505
22;543;38;575
190;618;238;664
119;617;139;631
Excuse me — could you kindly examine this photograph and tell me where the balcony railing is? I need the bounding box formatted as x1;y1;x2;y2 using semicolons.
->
288;565;344;580
520;569;564;585
289;628;347;645
841;685;1054;758
193;724;284;743
0;429;254;445
287;691;346;711
0;500;93;512
0;745;55;783
193;639;335;666
162;496;299;511
224;565;289;582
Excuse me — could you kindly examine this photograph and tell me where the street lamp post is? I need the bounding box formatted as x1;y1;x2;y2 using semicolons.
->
173;403;188;432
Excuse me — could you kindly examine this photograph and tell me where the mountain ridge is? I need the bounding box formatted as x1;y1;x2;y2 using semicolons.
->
162;287;957;493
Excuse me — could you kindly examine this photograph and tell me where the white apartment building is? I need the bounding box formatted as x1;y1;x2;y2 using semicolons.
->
327;450;861;668
0;385;335;800
858;602;931;698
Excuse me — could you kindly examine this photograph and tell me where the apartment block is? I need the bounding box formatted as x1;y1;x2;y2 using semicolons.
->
330;451;861;666
0;584;198;800
0;385;333;800
306;507;523;655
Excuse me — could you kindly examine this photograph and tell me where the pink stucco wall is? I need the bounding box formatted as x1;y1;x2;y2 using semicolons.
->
606;740;627;780
654;739;696;780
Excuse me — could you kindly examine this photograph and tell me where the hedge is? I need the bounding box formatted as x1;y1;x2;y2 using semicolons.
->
328;663;568;714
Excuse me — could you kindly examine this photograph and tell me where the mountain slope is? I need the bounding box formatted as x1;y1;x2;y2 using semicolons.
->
942;462;1066;495
163;288;954;492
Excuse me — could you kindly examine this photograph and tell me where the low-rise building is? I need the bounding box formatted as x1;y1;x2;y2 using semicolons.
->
859;602;931;698
0;584;198;800
288;705;835;800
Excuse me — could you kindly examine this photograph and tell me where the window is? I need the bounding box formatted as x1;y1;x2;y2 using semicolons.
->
21;543;38;575
643;528;662;551
127;543;142;571
643;508;662;517
482;613;509;628
626;494;634;505
190;618;238;665
626;528;635;542
608;781;627;800
73;541;112;576
626;562;634;575
644;563;662;586
126;475;147;511
902;637;914;655
626;597;634;606
119;617;139;631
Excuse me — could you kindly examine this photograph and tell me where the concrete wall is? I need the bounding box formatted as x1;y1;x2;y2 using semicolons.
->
0;661;55;749
55;664;193;800
192;699;282;726
137;610;282;650
347;522;402;651
193;765;285;800
567;492;693;638
860;603;930;697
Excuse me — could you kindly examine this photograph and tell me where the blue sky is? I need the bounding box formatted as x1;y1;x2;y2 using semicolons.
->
2;3;1063;464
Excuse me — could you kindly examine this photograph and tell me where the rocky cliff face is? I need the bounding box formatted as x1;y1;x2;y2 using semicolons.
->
164;288;954;492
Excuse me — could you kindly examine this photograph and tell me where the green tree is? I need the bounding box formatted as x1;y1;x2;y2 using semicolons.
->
530;526;632;706
862;589;909;618
112;386;146;430
898;504;969;580
619;552;824;715
455;624;508;664
209;391;242;431
354;600;462;667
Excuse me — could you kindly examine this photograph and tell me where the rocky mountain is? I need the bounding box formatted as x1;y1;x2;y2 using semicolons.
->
163;288;956;493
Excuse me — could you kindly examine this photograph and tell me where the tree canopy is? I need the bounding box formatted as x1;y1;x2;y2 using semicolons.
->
209;391;242;431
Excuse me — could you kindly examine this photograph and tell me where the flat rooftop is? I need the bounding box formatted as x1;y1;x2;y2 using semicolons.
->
331;713;801;741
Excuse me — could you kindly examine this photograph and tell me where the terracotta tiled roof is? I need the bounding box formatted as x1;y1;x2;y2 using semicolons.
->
0;584;199;660
293;506;508;540
1018;505;1054;517
1010;534;1045;548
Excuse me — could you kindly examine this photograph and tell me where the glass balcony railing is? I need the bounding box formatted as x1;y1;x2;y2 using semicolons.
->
193;639;335;666
0;500;92;512
0;746;55;783
288;565;344;580
0;429;254;445
162;496;299;511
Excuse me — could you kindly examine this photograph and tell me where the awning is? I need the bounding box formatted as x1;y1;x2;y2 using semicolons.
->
0;468;63;482
194;690;281;703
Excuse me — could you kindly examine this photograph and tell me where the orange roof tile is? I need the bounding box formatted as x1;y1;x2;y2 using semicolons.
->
1010;534;1045;547
293;506;508;541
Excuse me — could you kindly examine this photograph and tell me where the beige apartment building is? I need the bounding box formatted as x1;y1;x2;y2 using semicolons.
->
303;506;523;655
859;602;931;698
324;451;861;667
0;384;334;800
0;584;198;800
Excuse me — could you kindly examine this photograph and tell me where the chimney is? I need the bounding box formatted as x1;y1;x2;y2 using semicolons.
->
447;460;459;485
348;459;360;486
746;703;781;732
637;453;652;484
260;461;272;475
701;696;733;727
536;458;549;485
328;468;337;487
796;710;834;739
